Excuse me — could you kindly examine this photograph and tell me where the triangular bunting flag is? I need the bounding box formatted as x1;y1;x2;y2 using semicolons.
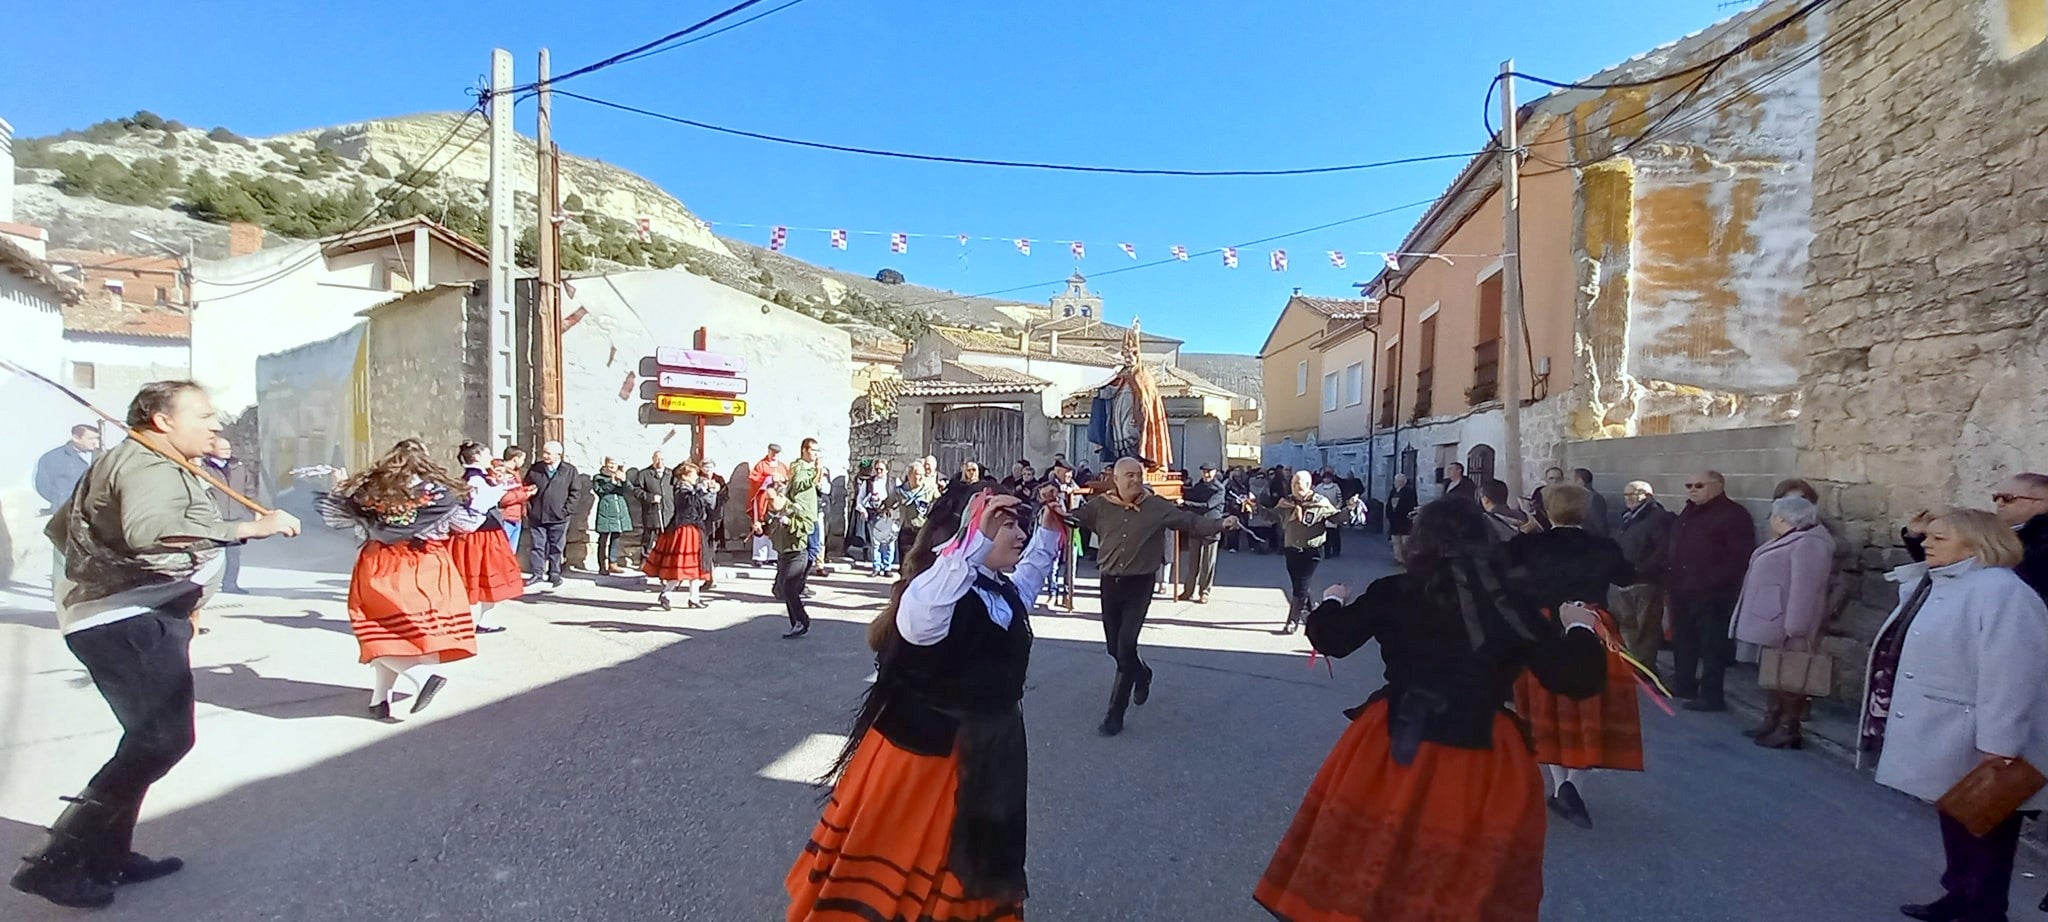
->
1119;242;1136;260
1015;238;1031;256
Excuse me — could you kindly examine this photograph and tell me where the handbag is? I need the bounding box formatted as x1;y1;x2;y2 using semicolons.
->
1758;646;1833;697
1938;756;2047;837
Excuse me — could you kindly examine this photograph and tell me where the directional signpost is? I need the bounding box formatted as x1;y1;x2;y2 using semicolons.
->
639;331;748;447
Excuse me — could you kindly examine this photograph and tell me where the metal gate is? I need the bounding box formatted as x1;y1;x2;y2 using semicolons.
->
930;404;1024;479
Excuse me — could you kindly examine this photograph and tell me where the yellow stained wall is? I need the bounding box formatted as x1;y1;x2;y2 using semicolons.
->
1260;303;1329;443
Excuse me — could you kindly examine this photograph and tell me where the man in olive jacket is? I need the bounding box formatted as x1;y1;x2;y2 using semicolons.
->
13;381;298;911
1067;457;1239;737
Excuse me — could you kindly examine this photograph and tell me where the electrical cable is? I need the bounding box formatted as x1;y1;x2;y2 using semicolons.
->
495;0;776;99
871;197;1442;313
555;90;1486;177
610;0;818;66
195;107;491;302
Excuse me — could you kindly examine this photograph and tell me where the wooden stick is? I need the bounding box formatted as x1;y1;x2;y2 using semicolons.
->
0;359;272;516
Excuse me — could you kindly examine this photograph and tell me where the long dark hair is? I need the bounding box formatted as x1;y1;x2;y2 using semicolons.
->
340;439;468;510
1404;498;1541;651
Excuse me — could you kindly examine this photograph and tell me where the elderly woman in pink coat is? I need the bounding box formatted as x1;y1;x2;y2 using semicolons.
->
1730;495;1836;749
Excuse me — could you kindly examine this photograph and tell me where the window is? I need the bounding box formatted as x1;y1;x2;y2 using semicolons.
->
1467;444;1496;487
71;362;96;389
1322;371;1340;412
1379;340;1401;427
154;286;169;306
1472;272;1503;406
1343;362;1364;407
1414;316;1438;420
2004;0;2046;55
1296;360;1309;396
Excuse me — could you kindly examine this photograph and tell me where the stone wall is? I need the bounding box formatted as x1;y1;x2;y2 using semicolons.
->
1563;425;1794;533
1798;0;2048;632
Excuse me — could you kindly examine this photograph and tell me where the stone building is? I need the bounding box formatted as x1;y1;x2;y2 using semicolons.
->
1798;0;2048;636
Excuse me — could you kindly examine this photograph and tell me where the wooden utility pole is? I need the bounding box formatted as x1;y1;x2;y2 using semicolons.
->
1498;60;1527;504
692;326;708;464
536;48;565;445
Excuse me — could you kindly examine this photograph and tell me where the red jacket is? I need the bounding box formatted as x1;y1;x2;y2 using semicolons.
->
499;482;537;523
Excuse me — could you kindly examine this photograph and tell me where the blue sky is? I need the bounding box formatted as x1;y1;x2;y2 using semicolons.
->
6;1;1741;353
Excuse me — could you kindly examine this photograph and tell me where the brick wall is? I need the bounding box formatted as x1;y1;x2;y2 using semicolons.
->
1798;0;2048;632
1563;425;1795;534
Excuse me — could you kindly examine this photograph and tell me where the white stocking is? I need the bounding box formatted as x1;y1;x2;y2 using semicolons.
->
370;660;402;707
660;580;679;594
370;654;442;699
472;601;497;629
1540;764;1565;794
1564;768;1587;790
686;579;702;604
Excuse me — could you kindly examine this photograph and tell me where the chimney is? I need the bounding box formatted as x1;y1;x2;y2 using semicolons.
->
1292;287;1302;296
1019;328;1029;353
228;222;264;257
1049;331;1061;357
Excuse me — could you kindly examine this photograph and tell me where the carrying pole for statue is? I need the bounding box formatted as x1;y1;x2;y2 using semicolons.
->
0;358;270;515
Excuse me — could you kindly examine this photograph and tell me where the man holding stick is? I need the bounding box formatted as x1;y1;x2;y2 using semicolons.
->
1065;457;1239;736
11;381;299;909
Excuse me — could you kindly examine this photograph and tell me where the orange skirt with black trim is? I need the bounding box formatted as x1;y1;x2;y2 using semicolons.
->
787;729;1024;922
642;525;708;582
446;528;524;604
1255;698;1547;922
1512;614;1644;771
346;540;477;665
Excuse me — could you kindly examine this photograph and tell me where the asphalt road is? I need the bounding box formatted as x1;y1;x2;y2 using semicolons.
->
2;527;2040;920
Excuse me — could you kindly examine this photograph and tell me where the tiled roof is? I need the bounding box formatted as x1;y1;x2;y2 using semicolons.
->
941;361;1052;388
901;379;1049;398
0;236;83;305
1288;294;1374;318
931;326;1124;367
64;294;190;339
46;249;183;273
853;339;908;363
1026;314;1182;345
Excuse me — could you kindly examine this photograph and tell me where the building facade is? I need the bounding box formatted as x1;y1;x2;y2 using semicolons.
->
1798;0;2048;635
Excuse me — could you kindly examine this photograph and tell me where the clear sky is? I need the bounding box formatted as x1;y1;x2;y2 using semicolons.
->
6;0;1743;354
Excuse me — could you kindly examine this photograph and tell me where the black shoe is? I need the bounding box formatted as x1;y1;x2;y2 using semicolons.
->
687;600;708;609
110;852;183;886
657;592;672;611
1899;896;1964;921
548;578;564;589
1098;711;1125;736
9;860;115;909
1682;698;1728;713
475;624;506;635
1553;781;1594;829
782;624;810;639
524;576;544;586
368;701;391;721
1133;669;1153;707
409;675;447;714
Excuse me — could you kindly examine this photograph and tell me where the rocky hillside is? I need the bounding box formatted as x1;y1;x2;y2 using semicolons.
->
12;110;1041;345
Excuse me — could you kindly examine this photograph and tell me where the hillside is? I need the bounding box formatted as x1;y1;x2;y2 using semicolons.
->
10;109;1043;344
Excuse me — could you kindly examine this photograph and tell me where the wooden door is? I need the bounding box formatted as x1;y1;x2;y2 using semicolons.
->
930;404;1024;480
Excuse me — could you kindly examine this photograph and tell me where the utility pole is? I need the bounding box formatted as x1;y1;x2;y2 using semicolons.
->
487;50;515;453
1498;60;1528;505
536;48;565;445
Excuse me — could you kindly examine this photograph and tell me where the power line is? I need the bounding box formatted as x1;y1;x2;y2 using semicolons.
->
610;0;819;66
874;197;1442;312
555;90;1486;177
496;0;778;99
196;107;491;302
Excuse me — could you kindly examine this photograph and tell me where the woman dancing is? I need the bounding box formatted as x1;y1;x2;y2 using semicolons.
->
644;460;718;610
786;485;1064;921
317;439;505;720
1256;498;1607;922
449;440;525;634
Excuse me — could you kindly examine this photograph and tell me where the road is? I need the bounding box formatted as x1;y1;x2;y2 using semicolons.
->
1;525;2040;920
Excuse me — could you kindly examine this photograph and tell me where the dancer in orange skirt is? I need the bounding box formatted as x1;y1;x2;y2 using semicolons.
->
449;440;524;634
317;439;505;720
645;461;717;610
1503;483;1642;830
1257;498;1607;922
788;486;1064;922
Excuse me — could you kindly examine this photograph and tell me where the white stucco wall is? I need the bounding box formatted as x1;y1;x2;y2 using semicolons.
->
555;269;853;479
0;273;73;580
192;236;485;416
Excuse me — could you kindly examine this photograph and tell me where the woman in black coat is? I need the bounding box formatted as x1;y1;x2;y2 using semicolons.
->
1505;482;1640;830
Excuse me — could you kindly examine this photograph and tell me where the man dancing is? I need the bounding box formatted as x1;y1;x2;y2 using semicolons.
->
13;381;300;909
1066;457;1238;736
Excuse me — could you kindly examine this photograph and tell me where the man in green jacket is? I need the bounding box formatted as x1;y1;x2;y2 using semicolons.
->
1067;457;1239;736
14;381;299;910
766;484;815;638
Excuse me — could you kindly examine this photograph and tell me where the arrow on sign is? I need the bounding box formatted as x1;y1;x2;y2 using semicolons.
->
657;371;747;395
655;394;747;416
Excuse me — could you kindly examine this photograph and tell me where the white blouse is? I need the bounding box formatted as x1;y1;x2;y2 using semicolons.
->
895;526;1064;647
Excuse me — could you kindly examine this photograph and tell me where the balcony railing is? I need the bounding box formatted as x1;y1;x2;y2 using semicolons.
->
1413;368;1434;421
1471;339;1500;406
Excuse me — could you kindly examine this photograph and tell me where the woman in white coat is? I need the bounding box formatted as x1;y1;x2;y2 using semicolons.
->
1859;509;2048;922
1730;495;1836;749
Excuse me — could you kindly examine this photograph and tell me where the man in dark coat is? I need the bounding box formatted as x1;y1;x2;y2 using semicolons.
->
523;440;584;588
1176;464;1227;602
1664;470;1757;711
1612;479;1677;667
35;425;100;513
1442;462;1479;502
629;450;671;565
200;436;263;593
1575;468;1612;536
1904;471;2048;604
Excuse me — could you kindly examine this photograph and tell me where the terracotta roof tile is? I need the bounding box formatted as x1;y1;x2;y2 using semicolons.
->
64;295;190;339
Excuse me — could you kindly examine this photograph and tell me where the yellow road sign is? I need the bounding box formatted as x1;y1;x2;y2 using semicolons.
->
654;394;747;416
